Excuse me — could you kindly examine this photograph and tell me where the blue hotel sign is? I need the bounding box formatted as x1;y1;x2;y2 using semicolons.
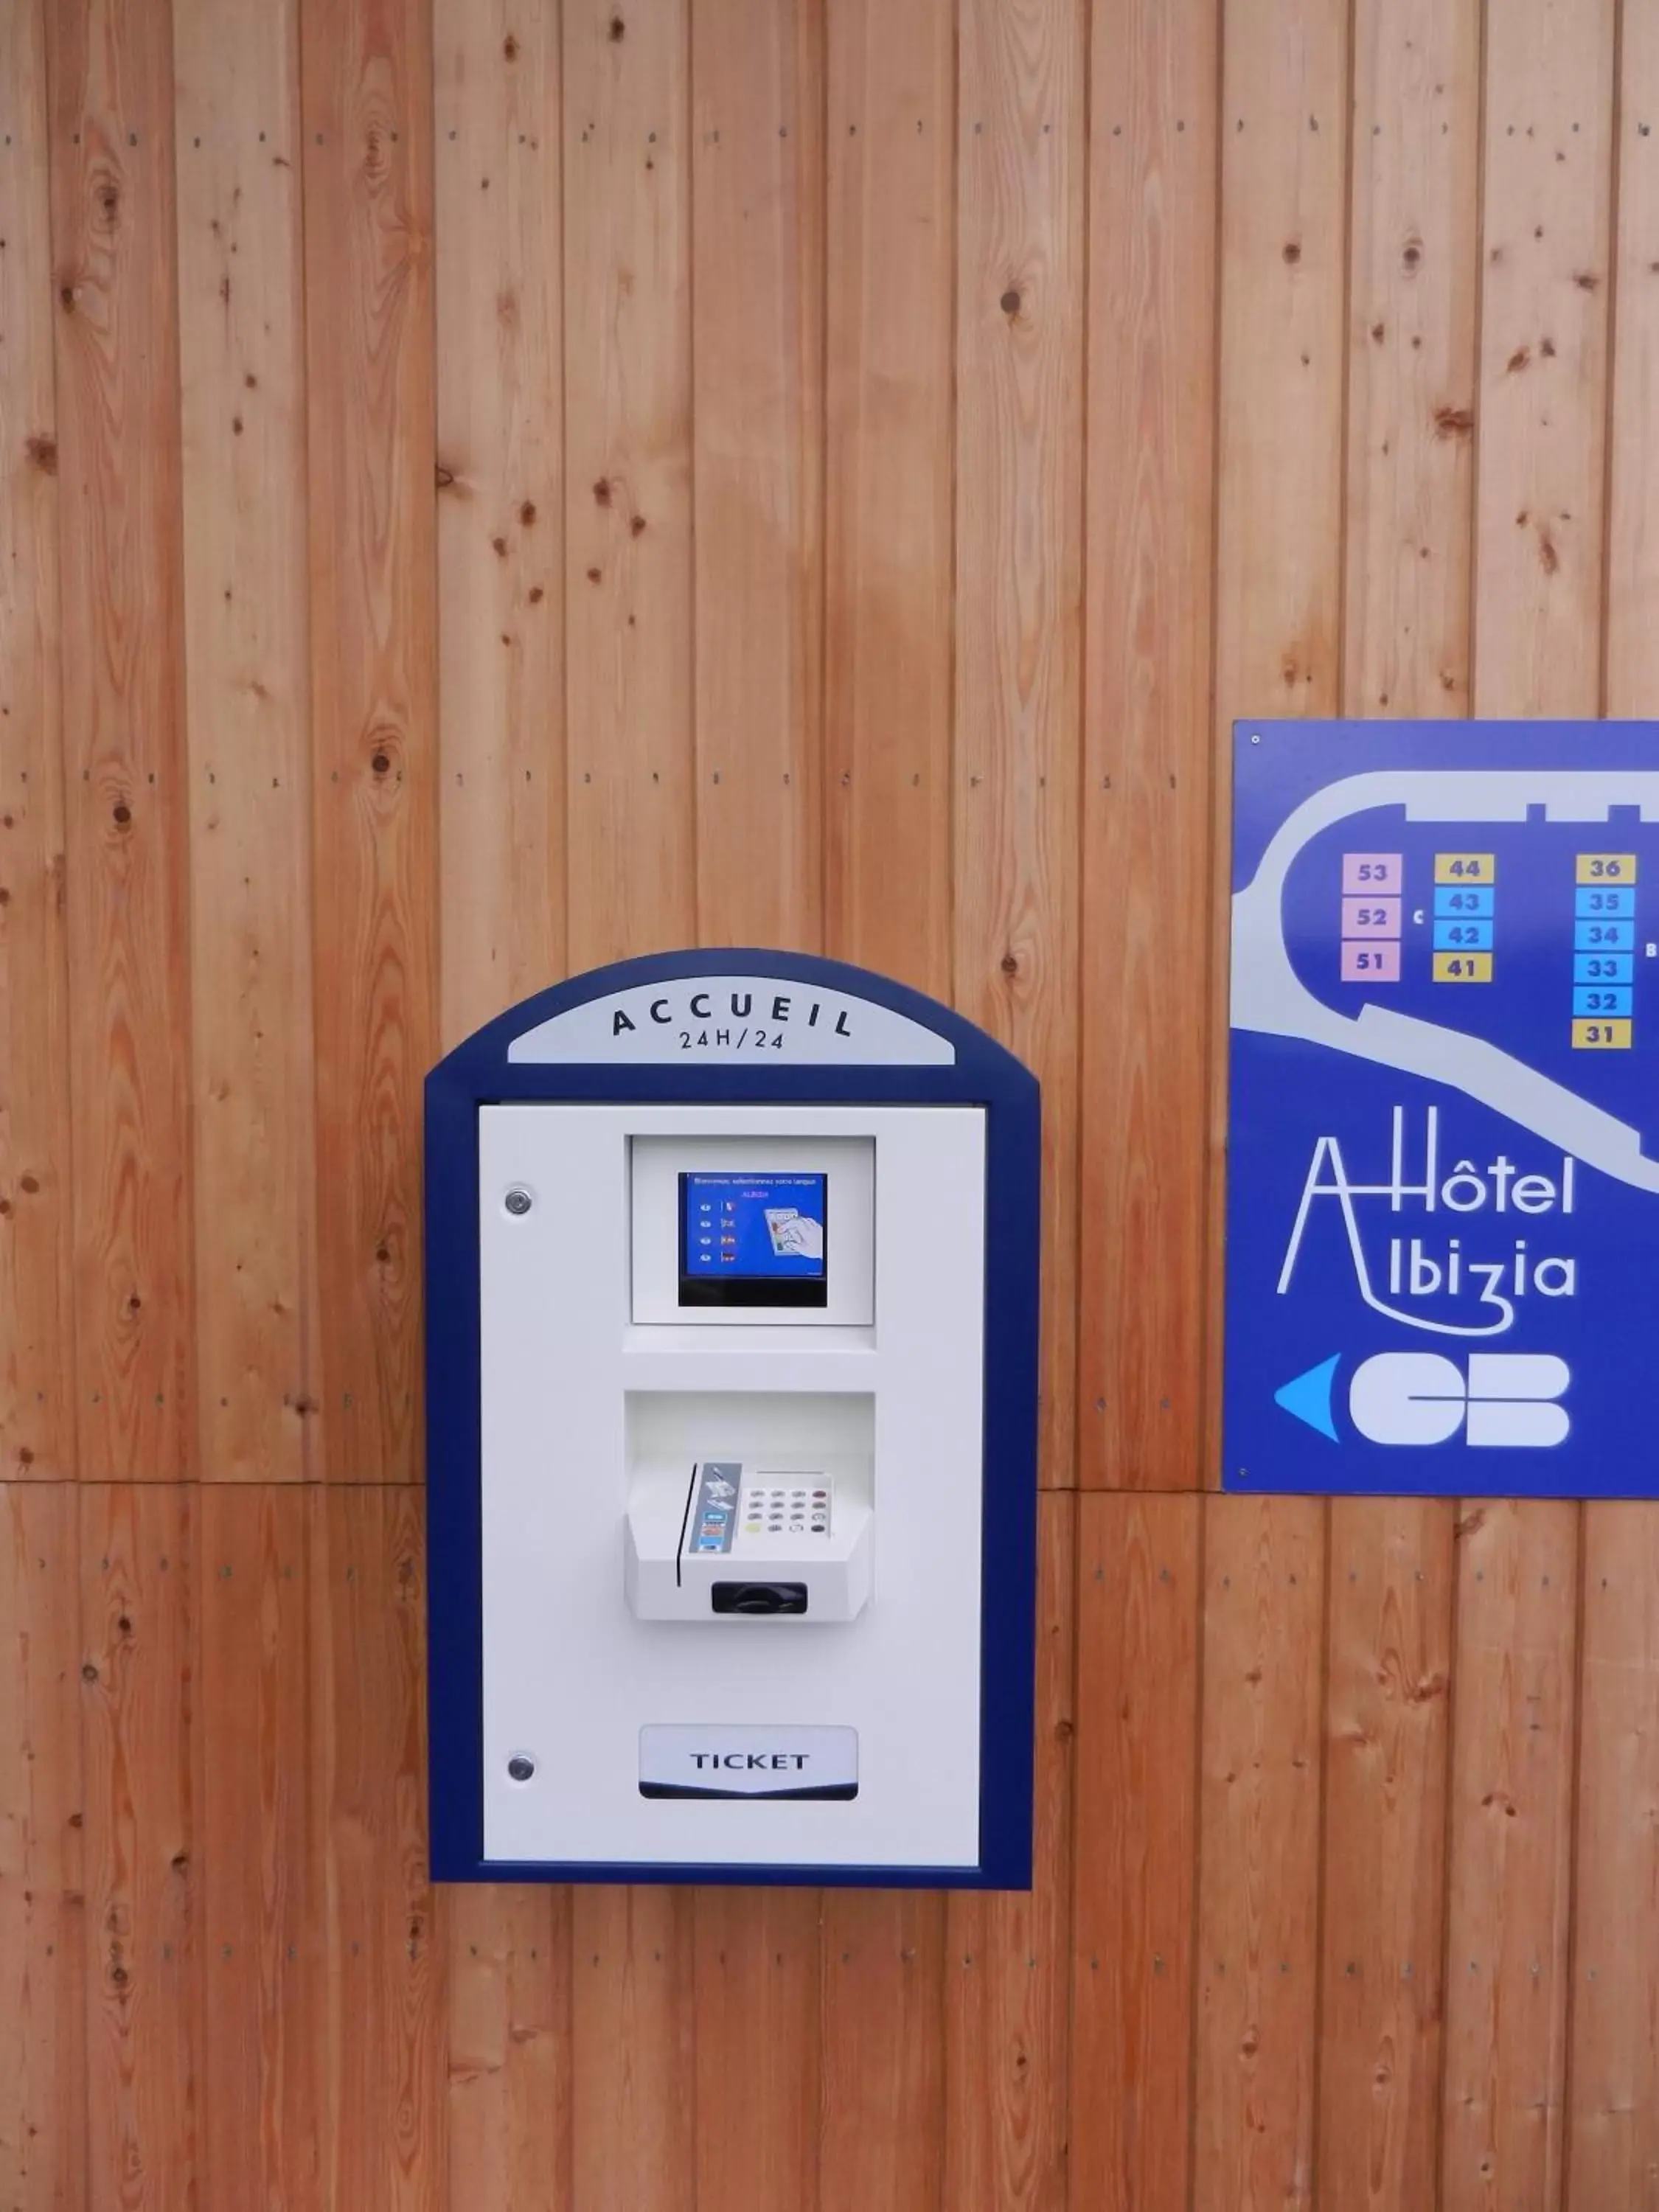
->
1223;720;1659;1497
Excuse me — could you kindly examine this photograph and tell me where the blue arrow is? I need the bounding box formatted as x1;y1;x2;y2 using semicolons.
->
1274;1354;1340;1441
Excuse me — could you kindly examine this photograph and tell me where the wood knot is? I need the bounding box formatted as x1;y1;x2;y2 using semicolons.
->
519;500;537;526
503;31;518;58
111;803;131;827
1000;951;1018;975
999;287;1021;314
1281;240;1301;263
593;478;612;505
609;12;625;36
25;433;57;474
371;752;390;774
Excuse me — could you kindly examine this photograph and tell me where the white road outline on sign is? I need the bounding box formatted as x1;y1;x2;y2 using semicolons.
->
1231;766;1659;1192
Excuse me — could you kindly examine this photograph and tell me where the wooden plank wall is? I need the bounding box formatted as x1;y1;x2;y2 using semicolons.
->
4;0;1659;2205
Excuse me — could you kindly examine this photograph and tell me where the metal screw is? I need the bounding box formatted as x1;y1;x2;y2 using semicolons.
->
504;1187;533;1216
507;1754;535;1782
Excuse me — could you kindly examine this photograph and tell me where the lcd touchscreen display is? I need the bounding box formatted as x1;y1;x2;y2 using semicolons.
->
678;1172;829;1309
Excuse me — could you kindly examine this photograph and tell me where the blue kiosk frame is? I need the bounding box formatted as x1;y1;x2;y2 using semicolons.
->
425;949;1041;1888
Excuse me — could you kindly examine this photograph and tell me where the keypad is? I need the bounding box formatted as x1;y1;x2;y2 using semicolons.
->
741;1478;830;1540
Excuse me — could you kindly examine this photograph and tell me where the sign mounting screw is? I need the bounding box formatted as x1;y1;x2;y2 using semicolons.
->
507;1754;536;1782
504;1187;533;1216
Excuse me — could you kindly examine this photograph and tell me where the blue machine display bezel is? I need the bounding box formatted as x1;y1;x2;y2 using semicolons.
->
425;948;1041;1890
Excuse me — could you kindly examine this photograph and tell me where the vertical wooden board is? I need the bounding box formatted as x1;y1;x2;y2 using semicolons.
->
1604;0;1659;713
1572;24;1659;2201
956;0;1083;1487
683;9;829;2196
942;1492;1074;2212
449;1883;571;2212
1445;12;1614;2210
1214;0;1348;720
435;0;564;1040
1208;0;1348;1489
818;1892;945;2212
174;0;320;1484
1566;1506;1659;2209
1077;0;1217;1493
694;1892;821;2212
1320;16;1480;2205
821;0;954;992
48;0;196;1479
1441;1500;1579;2212
815;10;953;2199
79;1483;201;2212
690;0;825;952
1471;0;1615;723
1343;0;1480;719
1192;1496;1324;2211
434;13;572;2199
570;1888;695;2212
563;0;695;973
0;0;74;1483
1318;1500;1455;2212
198;1485;319;2211
310;1486;444;2210
0;1485;86;2212
1069;1493;1200;2212
302;0;438;1483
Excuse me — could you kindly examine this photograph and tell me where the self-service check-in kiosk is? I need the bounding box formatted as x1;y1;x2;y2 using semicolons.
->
425;951;1039;1886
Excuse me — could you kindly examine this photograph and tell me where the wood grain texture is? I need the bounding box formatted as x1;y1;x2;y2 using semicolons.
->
955;0;1083;1487
942;1491;1074;2212
1565;1506;1659;2210
815;9;953;2191
1472;0;1615;721
0;0;74;1485
1571;25;1659;2199
435;0;565;1037
691;0;824;953
563;0;695;972
818;1891;945;2212
1214;0;1348;723
1604;0;1659;714
694;1892;821;2212
174;0;321;1485
1320;10;1478;2202
198;1485;319;2209
1318;1500;1454;2212
822;0;954;992
433;11;571;2196
1441;1500;1579;2212
448;1883;571;2212
571;1888;695;2212
1343;0;1480;718
0;1484;86;2211
1443;13;1614;2208
48;0;197;1480
1193;1495;1325;2212
1078;0;1217;1493
310;1485;445;2210
302;0;439;1482
1069;1492;1200;2212
79;1484;201;2212
684;12;830;2193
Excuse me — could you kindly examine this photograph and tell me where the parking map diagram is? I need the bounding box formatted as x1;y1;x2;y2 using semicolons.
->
1224;720;1659;1497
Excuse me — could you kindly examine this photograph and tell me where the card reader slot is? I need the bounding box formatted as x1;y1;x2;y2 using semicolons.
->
711;1580;809;1616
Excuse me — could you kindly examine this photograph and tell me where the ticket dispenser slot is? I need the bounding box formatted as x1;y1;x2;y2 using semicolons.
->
425;951;1039;1889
